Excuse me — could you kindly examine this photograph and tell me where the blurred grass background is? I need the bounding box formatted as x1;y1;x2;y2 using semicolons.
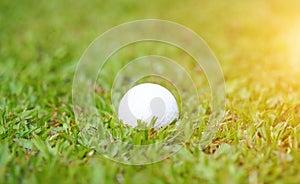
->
1;0;300;183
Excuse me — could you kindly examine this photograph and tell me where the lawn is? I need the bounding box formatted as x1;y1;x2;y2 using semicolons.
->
1;0;300;183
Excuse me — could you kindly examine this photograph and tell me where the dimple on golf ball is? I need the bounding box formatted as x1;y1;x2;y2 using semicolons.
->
118;83;179;129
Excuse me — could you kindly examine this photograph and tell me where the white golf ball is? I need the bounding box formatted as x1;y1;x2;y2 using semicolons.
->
118;83;179;129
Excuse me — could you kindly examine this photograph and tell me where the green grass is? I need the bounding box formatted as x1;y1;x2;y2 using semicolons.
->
1;0;300;183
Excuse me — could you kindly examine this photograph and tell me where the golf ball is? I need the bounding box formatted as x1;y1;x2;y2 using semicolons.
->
118;83;179;129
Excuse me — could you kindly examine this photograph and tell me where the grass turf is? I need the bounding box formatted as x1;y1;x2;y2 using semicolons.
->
1;0;300;183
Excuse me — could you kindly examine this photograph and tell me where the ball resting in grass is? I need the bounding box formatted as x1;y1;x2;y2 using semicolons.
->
118;83;179;129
